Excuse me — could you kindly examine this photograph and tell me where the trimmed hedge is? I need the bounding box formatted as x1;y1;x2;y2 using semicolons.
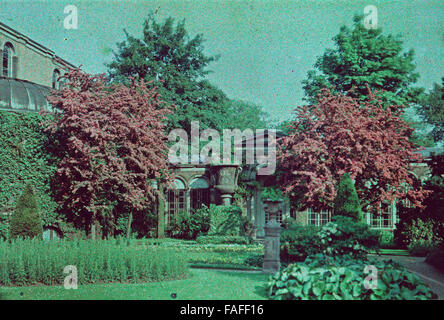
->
196;235;250;245
267;254;438;300
333;173;364;222
0;238;189;286
9;183;43;239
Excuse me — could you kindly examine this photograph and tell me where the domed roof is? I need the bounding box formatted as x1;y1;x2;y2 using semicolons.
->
0;77;52;112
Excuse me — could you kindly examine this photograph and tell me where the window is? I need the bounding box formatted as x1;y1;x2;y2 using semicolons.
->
52;69;61;89
190;177;210;211
2;43;14;77
368;204;396;229
306;208;331;226
167;179;186;225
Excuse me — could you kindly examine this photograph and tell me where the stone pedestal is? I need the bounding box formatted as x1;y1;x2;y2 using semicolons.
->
263;218;281;273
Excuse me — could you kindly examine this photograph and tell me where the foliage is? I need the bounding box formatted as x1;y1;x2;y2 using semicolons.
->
278;89;428;213
280;225;321;263
333;173;363;222
208;205;242;236
107;15;230;133
239;215;255;238
9;184;43;240
222;99;269;130
302;15;423;107
377;230;395;249
418;78;444;142
244;253;264;267
0;238;189;286
317;216;379;258
45;69;172;237
196;235;250;245
261;187;284;201
267;254;437;300
167;208;210;240
280;216;378;263
396;218;444;253
426;246;444;273
0;110;59;229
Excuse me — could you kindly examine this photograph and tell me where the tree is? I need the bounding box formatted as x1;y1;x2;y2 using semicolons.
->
10;183;43;239
277;89;429;213
302;15;423;107
107;16;231;132
418;78;444;143
333;173;364;222
223;99;269;130
46;69;172;237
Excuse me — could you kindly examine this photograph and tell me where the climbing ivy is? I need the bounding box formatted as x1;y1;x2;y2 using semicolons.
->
0;110;60;232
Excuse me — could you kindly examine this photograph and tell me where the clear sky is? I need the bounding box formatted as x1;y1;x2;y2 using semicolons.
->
1;0;443;123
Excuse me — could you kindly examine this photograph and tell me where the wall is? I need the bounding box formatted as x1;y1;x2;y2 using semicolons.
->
0;22;73;87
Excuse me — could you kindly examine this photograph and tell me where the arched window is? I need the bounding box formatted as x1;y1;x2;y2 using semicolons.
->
2;43;15;77
190;177;210;211
167;178;187;225
52;69;61;89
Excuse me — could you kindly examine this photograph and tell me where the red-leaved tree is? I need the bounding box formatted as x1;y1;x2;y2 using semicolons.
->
278;89;429;213
45;69;172;237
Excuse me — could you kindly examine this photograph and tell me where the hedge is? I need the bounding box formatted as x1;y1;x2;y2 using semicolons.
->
0;111;59;235
0;238;189;286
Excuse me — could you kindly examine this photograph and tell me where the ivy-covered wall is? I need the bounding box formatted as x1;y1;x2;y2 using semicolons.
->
0;110;60;237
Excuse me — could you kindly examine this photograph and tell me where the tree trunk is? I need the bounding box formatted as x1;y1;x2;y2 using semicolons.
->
126;212;133;239
157;184;165;239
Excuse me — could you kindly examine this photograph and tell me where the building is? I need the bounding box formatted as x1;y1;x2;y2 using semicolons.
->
0;21;74;113
0;21;75;240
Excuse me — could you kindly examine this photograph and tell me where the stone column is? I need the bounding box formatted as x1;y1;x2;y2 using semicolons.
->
263;218;281;273
263;199;282;273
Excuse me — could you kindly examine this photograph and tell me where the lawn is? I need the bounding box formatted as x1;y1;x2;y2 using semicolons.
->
0;269;269;300
138;238;264;269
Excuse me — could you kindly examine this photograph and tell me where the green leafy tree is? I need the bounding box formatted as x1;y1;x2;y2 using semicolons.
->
418;78;444;143
107;15;231;132
333;173;364;222
302;15;423;107
10;184;43;239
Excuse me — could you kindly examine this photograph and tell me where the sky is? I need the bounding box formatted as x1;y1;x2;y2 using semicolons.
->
1;0;443;123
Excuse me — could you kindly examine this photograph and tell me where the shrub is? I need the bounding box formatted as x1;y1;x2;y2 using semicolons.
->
378;230;395;249
208;205;242;236
244;253;264;267
0;238;189;286
280;225;321;263
261;187;284;201
426;246;444;273
196;235;250;245
280;216;378;263
396;218;444;251
9;184;43;240
319;216;379;257
333;173;364;222
0;215;8;240
266;254;437;300
167;208;210;240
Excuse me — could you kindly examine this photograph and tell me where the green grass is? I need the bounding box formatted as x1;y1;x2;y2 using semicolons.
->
0;269;269;300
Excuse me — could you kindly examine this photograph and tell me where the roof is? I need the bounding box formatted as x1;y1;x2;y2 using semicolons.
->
0;21;76;69
0;76;51;112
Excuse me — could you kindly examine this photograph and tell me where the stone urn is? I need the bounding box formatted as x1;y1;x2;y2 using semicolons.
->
262;199;283;222
212;164;241;205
